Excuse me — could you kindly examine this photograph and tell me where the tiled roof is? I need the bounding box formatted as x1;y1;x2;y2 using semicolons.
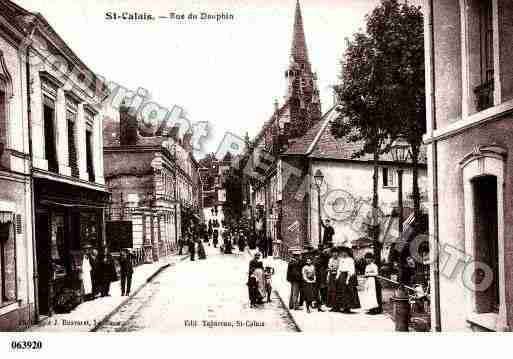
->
283;105;427;165
282;105;337;155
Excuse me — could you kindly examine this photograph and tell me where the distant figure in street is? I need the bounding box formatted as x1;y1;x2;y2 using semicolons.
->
178;237;184;255
212;229;219;248
197;239;207;260
286;251;303;310
223;231;233;254
119;248;134;296
188;233;196;261
238;230;246;252
99;248;118;297
321;219;335;247
302;258;316;313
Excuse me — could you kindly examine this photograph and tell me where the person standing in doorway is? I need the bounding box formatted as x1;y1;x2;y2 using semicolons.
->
119;248;134;296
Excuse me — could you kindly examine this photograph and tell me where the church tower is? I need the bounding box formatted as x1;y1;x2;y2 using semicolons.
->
284;0;321;139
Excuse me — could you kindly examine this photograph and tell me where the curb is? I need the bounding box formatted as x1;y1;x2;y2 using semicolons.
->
245;248;301;332
90;255;188;332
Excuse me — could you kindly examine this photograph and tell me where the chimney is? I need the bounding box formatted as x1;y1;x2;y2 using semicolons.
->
120;106;138;146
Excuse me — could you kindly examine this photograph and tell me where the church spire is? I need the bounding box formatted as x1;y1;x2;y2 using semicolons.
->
290;0;309;67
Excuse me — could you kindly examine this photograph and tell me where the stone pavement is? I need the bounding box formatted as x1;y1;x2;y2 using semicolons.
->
28;254;187;332
250;249;395;332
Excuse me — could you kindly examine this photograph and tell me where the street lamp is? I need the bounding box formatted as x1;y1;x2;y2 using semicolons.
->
390;137;411;238
313;169;324;247
390;136;412;331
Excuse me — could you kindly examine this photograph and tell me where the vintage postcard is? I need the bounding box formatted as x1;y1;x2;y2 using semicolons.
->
0;0;512;350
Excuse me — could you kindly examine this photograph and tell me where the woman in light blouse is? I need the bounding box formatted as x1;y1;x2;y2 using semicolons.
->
334;247;361;313
327;248;340;310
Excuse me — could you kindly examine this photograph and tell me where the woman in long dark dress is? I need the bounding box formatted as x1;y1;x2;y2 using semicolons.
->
326;248;340;309
301;258;316;313
334;247;360;313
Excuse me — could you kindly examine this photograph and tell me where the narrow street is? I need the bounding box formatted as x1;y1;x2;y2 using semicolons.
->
95;246;299;333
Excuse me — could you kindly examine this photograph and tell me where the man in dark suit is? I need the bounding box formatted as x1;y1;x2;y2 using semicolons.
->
120;248;134;296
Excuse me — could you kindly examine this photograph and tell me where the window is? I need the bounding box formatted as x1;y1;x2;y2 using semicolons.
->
472;175;499;313
474;0;495;111
66;100;79;178
461;145;507;330
43;95;58;173
382;167;396;188
86;129;95;182
0;214;16;305
0;87;5;158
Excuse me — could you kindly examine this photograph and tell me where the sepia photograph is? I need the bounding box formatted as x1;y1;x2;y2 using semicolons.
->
0;0;512;351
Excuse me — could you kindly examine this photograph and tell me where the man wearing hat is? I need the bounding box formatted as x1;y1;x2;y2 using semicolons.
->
286;250;303;310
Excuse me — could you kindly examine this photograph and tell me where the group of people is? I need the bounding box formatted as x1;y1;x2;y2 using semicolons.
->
246;252;274;308
81;246;134;300
286;244;382;315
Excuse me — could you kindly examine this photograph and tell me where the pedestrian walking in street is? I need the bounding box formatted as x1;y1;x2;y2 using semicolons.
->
327;247;340;309
119;248;134;296
248;252;261;274
253;261;265;304
286;250;302;310
99;248;118;297
301;258;316;313
334;247;360;313
212;229;219;248
361;252;382;314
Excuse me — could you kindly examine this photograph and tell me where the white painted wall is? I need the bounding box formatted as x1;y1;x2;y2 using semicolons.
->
309;159;428;248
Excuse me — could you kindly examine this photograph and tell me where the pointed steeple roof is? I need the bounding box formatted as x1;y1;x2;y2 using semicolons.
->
290;0;310;66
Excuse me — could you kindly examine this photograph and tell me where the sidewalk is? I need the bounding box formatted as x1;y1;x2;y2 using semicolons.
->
28;254;187;332
248;249;395;332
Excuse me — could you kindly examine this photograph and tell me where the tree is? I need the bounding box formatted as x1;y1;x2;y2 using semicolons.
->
331;0;425;263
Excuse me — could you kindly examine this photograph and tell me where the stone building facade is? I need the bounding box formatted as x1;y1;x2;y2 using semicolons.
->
0;0;110;329
104;106;201;263
425;0;513;331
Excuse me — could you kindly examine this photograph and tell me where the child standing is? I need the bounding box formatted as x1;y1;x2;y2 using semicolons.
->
264;266;274;303
247;269;260;308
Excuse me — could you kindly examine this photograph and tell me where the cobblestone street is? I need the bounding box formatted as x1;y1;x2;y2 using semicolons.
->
95;246;299;333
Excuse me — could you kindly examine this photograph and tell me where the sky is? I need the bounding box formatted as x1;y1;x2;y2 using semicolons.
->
15;0;423;158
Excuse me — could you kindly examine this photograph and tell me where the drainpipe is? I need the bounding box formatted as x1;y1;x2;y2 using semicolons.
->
426;0;441;332
22;25;39;323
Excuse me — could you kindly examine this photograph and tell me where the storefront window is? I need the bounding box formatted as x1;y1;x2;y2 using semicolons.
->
80;212;100;250
50;213;67;279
